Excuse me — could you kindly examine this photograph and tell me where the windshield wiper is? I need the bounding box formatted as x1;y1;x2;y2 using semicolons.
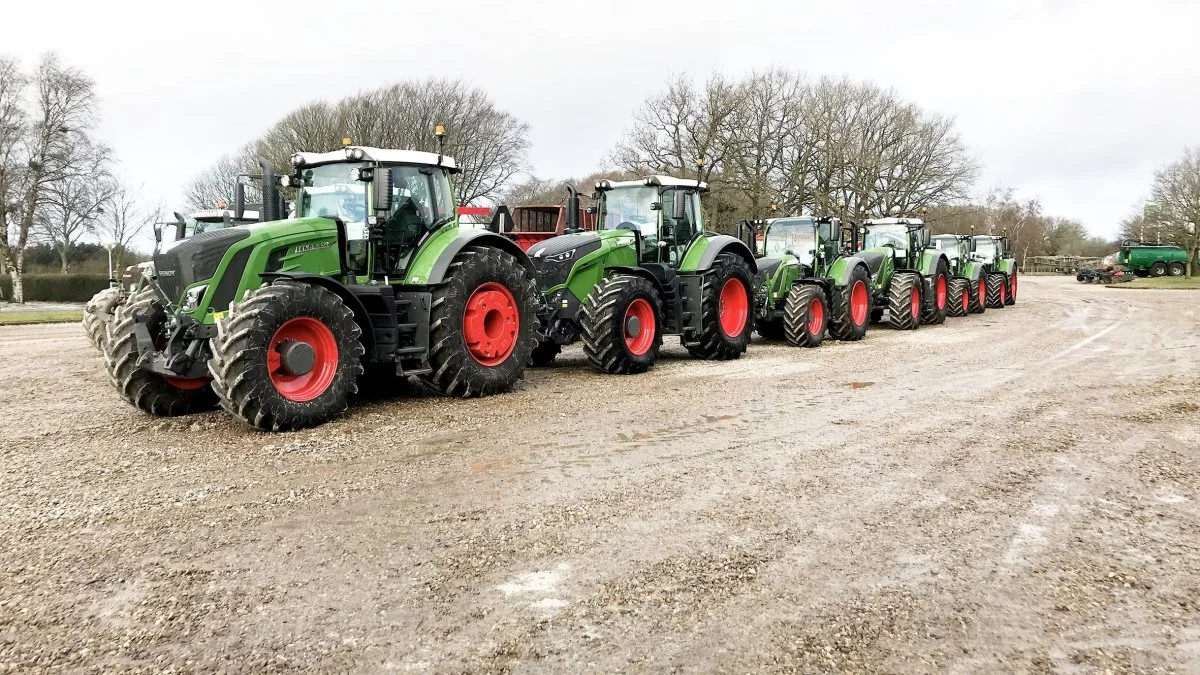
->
428;216;455;230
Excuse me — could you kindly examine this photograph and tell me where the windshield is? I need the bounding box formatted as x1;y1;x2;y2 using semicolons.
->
974;238;997;259
932;237;961;257
863;224;909;251
298;163;455;242
601;186;658;237
764;219;816;264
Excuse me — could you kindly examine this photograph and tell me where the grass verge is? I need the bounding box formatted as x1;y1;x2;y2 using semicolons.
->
1107;276;1200;290
0;310;83;325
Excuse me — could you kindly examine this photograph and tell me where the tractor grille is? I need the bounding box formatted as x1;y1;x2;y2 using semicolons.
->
153;228;251;304
528;234;601;291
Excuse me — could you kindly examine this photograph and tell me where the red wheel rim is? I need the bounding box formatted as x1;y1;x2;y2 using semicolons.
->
718;277;749;338
1011;272;1017;299
961;285;970;312
978;279;985;304
850;280;868;326
624;298;656;356
463;282;520;367
999;280;1006;303
936;275;947;310
910;287;920;318
267;317;339;402
165;376;209;390
807;296;825;336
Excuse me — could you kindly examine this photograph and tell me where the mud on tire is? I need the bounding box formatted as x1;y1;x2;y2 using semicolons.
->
580;274;662;374
421;246;537;396
209;281;364;431
946;277;969;318
828;266;870;342
783;283;827;348
83;286;122;350
686;253;754;360
104;287;218;416
886;271;922;330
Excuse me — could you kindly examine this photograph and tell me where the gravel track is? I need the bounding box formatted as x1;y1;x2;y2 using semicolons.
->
0;276;1198;673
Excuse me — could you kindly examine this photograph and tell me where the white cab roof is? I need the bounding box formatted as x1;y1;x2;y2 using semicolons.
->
599;175;709;191
862;217;925;225
295;146;457;170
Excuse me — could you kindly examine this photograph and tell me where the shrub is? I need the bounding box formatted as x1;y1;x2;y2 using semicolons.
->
0;274;113;303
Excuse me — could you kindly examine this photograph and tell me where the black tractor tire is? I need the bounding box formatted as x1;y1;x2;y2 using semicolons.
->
1169;262;1186;277
783;284;827;348
885;272;922;330
828;266;871;342
985;273;1007;308
1076;274;1086;282
1005;270;1017;306
421;246;538;396
83;286;122;350
921;259;950;325
755;318;785;341
686;253;755;360
104;287;218;417
1149;262;1167;277
209;281;365;431
580;274;663;374
968;276;987;314
946;277;969;318
529;340;562;367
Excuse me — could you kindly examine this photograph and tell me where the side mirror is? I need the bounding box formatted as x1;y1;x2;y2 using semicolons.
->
373;168;393;212
671;191;687;220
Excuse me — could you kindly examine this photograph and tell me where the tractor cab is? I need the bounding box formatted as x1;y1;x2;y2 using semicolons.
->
594;175;705;267
969;235;1000;265
931;234;970;263
286;145;460;281
857;218;931;269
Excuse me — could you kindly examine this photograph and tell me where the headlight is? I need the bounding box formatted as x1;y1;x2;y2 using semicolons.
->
181;285;207;312
545;249;576;264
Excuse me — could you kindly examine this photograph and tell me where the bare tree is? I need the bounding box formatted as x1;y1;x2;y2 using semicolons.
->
0;54;98;302
34;138;114;271
95;183;154;270
182;146;259;211
1146;147;1200;276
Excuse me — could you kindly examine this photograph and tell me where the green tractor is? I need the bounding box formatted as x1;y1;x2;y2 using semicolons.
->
850;217;951;329
525;171;757;373
930;234;988;316
743;215;871;346
970;234;1017;307
104;135;539;431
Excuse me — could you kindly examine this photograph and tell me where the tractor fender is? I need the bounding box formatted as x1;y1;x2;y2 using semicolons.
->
827;256;871;288
960;262;983;282
260;272;375;356
604;266;665;295
692;236;758;274
920;250;950;276
997;258;1017;276
420;230;536;285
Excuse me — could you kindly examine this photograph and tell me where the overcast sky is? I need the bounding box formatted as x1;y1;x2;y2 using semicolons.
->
6;0;1199;239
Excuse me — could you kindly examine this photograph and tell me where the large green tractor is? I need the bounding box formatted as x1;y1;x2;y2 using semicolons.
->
850;218;951;329
104;136;539;431
525;172;757;373
970;234;1017;307
930;234;988;316
743;215;871;346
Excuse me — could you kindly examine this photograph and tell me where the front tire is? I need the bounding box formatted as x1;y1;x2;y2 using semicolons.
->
946;277;968;318
421;246;537;396
580;274;662;374
783;284;827;348
886;272;922;330
209;281;365;431
1149;262;1167;277
1168;262;1186;277
921;260;949;325
985;273;1007;308
83;286;122;350
687;253;754;360
828;266;870;341
1005;270;1017;305
104;288;218;417
968;277;987;314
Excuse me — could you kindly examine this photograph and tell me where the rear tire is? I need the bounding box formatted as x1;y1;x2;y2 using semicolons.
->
686;253;754;360
985;273;1007;308
104;287;218;417
580;274;662;374
209;281;365;431
83;286;122;350
828;266;870;341
946;277;968;318
783;284;827;348
886;272;922;330
969;276;986;314
1169;262;1186;277
1005;270;1017;305
529;340;562;367
921;259;949;325
755;318;785;341
1149;262;1167;277
422;246;537;396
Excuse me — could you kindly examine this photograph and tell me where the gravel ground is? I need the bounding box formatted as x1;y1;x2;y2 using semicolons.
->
1;276;1198;673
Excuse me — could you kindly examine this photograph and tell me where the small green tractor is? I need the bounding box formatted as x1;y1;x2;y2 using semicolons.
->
83;203;264;350
850;218;951;329
930;234;988;316
525;171;757;373
970;234;1017;307
104;135;539;431
743;215;871;346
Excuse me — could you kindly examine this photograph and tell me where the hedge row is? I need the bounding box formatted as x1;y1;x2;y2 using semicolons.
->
0;274;112;302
